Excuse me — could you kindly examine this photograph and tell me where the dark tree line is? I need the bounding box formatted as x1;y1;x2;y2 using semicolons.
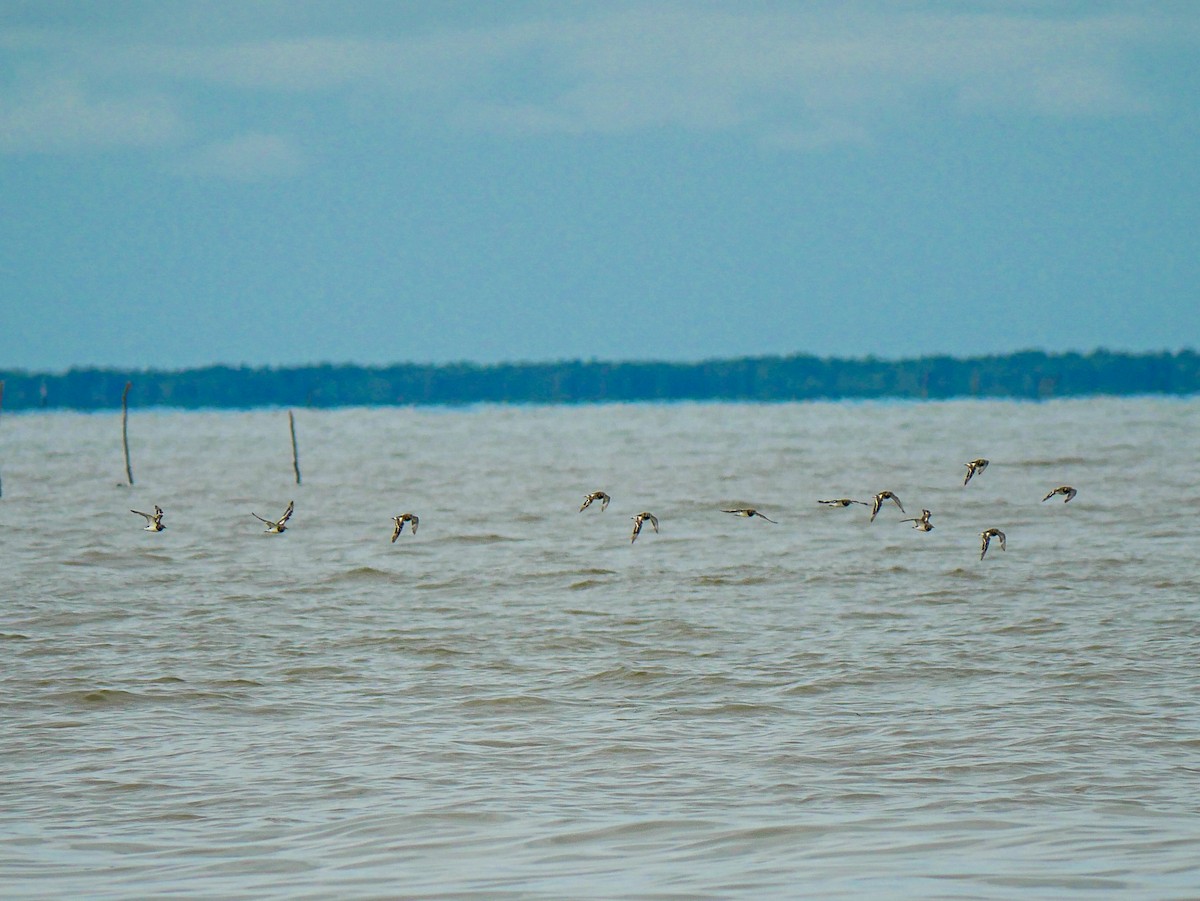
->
1;349;1198;411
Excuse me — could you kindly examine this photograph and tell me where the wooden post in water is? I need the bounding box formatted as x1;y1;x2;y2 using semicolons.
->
121;381;134;486
289;410;301;485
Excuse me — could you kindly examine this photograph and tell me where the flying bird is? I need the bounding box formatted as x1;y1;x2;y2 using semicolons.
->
252;500;294;533
630;511;659;543
722;508;778;523
818;498;869;508
391;513;419;541
870;491;905;521
1042;486;1077;503
900;509;934;531
130;505;165;532
980;528;1006;560
579;491;611;512
963;458;989;486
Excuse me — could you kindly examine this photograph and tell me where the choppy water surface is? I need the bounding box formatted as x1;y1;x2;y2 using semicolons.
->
3;398;1199;899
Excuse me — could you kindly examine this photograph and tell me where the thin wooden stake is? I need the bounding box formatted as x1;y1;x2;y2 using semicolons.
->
288;410;301;485
122;381;134;486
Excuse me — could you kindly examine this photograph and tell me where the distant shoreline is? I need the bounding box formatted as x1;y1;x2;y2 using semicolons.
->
2;349;1198;411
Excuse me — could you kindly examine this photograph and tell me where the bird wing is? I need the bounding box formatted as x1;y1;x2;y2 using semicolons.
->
391;519;401;542
131;509;152;522
647;513;659;533
278;501;294;525
251;512;273;525
409;514;418;534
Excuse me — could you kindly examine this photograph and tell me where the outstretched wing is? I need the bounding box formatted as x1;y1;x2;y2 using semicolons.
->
131;509;152;522
278;501;294;525
409;514;418;535
391;519;402;543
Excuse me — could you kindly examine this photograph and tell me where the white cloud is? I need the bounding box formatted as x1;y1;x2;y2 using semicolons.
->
0;5;1192;157
174;132;307;181
0;78;186;152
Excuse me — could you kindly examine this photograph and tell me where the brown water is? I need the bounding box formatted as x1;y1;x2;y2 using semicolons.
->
3;399;1199;899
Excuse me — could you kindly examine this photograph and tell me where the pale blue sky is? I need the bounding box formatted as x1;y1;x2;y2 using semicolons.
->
2;1;1198;371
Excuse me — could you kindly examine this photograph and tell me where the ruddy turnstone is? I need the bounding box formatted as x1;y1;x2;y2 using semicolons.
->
900;509;934;531
391;513;419;541
579;491;611;512
630;511;659;543
722;508;778;523
818;498;869;508
252;500;294;533
963;458;989;486
869;491;905;521
1042;486;1077;503
130;505;165;532
980;527;1006;560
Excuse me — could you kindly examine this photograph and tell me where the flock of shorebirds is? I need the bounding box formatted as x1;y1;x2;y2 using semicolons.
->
129;458;1078;561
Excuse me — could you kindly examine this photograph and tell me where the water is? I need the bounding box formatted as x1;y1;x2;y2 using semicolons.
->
2;398;1199;899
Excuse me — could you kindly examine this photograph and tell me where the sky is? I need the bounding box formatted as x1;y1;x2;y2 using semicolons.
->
2;1;1199;372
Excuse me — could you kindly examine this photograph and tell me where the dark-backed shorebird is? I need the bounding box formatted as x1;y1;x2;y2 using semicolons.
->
579;491;611;512
869;491;905;522
980;527;1006;560
963;458;989;486
818;498;869;508
900;509;934;531
1042;486;1077;503
630;512;659;544
722;508;778;523
252;500;294;533
391;513;419;541
131;505;165;532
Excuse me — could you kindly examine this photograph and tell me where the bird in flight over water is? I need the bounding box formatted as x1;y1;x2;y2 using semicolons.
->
1042;486;1077;503
252;500;294;533
963;458;989;486
391;513;419;541
722;508;778;523
131;505;165;532
870;491;905;521
818;498;869;508
980;528;1006;560
579;491;611;512
630;512;659;543
900;509;934;531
